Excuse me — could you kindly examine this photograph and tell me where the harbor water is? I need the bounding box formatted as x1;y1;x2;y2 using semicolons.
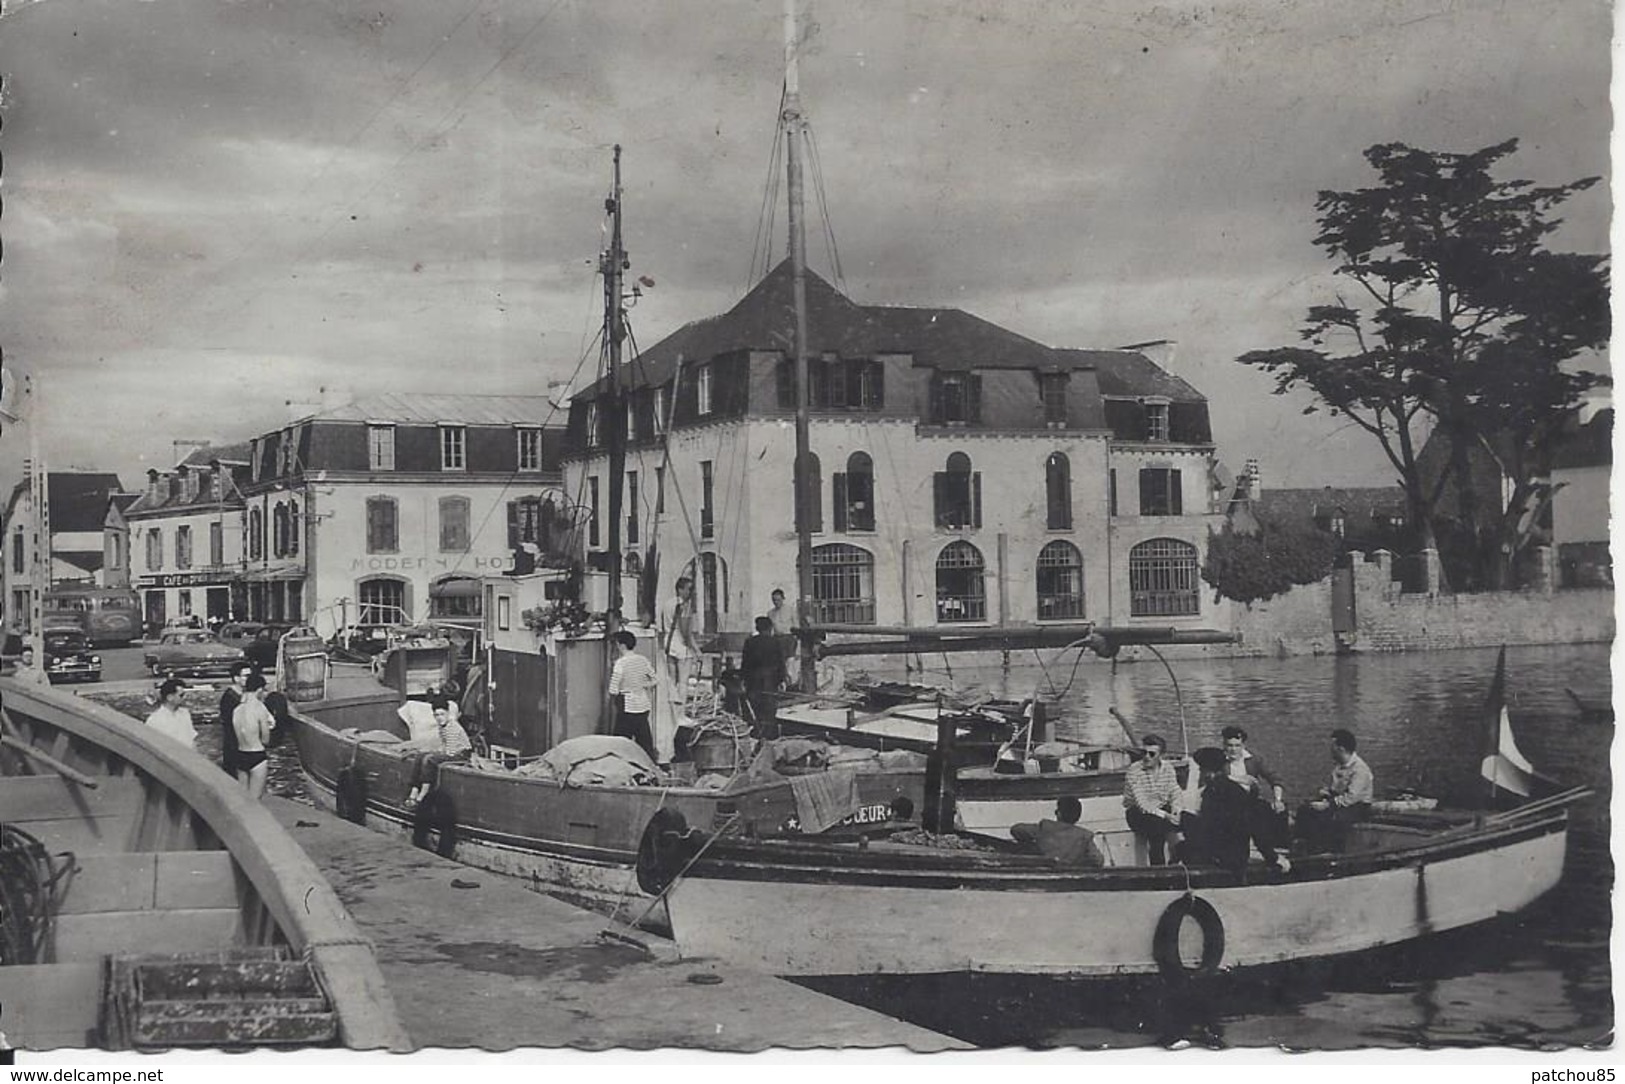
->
805;641;1614;1050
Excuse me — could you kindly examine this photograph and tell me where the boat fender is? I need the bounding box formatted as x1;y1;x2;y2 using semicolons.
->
636;809;694;895
335;767;367;826
1153;894;1225;980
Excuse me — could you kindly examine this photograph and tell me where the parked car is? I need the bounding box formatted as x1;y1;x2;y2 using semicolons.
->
143;630;247;677
43;628;102;684
217;621;294;671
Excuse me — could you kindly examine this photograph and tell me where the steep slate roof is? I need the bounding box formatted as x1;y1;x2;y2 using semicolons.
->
178;440;253;467
1083;350;1206;402
303;392;562;427
612;260;1092;393
47;473;126;533
1552;407;1612;469
1254;486;1408;526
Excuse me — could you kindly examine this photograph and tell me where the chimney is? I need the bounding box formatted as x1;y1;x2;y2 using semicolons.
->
146;469;161;503
1245;457;1262;501
1119;339;1178;371
209;462;225;502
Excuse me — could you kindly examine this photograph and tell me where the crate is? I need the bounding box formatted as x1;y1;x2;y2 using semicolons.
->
101;949;338;1049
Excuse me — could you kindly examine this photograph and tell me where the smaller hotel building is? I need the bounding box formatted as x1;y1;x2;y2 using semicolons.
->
121;447;251;630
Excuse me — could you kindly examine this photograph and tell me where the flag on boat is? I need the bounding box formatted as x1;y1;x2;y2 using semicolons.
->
1479;646;1537;798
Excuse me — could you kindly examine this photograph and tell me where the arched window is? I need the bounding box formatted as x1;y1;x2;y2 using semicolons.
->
248;508;263;560
681;554;730;636
272;503;289;557
357;577;408;627
834;451;875;532
933;452;981;530
1129;538;1200;616
935;540;986;623
793;452;822;534
1036;540;1084;620
811;544;876;624
1045;452;1071;530
288;500;300;555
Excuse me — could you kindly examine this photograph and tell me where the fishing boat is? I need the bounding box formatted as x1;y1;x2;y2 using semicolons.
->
0;678;409;1052
645;785;1587;978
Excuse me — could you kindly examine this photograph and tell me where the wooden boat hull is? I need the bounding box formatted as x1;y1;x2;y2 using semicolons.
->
661;811;1571;977
290;694;927;919
0;679;409;1051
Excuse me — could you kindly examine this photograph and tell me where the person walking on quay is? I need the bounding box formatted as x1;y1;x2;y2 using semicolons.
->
145;678;197;751
741;615;788;739
1122;733;1184;865
606;630;658;761
232;673;276;800
13;643;48;686
1295;729;1375;854
1011;797;1104;867
218;661;254;779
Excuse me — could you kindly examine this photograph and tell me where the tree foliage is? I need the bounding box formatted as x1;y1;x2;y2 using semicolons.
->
1238;140;1609;590
1202;520;1339;606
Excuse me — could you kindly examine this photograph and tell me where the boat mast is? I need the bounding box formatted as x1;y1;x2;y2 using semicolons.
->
602;146;628;621
784;0;816;693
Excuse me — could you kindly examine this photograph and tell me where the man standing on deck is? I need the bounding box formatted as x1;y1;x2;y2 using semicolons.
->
654;576;698;765
740;615;788;739
607;630;658;760
1123;733;1184;865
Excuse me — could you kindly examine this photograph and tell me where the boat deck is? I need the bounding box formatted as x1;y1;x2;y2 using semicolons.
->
263;795;967;1051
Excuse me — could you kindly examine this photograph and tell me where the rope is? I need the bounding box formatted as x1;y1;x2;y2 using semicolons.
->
615;811;742;934
0;824;72;965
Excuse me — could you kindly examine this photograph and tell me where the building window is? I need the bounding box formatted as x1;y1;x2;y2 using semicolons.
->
811;544;876;624
250;439;262;483
272;503;289;557
585;402;600;447
624;401;637;443
146;529;163;571
833;451;875;532
12;528;23;575
588;477;601;548
357;577;407;626
497;595;512;631
365;496;398;554
176;526;193;569
177;589;192;618
792;452;822;534
429;577;481;620
1045;452;1072;530
368;425;395;471
1145;401;1171;442
278;428;297;476
248;508;263;560
1037;540;1085;620
653;387;668;435
697;365;713;416
626;471;639;546
1129;539;1200;617
935;540;986;623
440;425;466;471
517;427;542;471
700;461;715;539
1109;469;1118;517
693;552;729;635
933;452;981;530
1041;372;1068;427
210;522;224;566
289;500;300;555
929;373;981;425
777;357;886;411
508;496;543;548
439;496;471;552
1139;467;1183;516
655;466;666;513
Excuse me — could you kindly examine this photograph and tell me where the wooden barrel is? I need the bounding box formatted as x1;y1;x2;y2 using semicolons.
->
279;627;328;703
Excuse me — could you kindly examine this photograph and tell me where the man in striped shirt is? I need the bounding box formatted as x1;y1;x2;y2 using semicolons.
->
1123;733;1184;865
608;630;658;761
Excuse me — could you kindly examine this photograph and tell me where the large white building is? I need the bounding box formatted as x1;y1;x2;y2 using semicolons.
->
240;393;568;636
562;263;1226;640
122;448;251;630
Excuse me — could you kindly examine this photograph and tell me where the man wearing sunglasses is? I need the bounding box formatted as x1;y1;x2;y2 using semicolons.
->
1123;733;1184;865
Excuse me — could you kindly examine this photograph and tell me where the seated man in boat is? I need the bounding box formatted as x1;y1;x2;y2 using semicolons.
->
1122;733;1184;865
1294;728;1375;854
404;694;473;809
1182;747;1290;875
1220;725;1290;857
1011;796;1105;867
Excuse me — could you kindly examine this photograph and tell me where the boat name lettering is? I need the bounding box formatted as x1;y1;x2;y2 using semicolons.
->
837;804;892;827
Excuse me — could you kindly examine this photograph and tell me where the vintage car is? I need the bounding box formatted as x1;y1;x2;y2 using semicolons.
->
43;628;103;684
143;630;247;677
217;621;293;671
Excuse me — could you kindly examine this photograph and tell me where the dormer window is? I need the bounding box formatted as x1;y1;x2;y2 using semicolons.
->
1145;400;1171;442
653;387;668;435
516;426;542;471
585;402;600;447
697;365;713;416
368;424;396;471
1040;372;1068;427
929;373;981;426
439;425;466;471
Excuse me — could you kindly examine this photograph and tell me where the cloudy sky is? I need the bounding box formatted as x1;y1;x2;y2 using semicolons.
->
0;0;1611;492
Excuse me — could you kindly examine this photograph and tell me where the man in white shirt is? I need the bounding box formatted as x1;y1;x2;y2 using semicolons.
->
607;630;658;760
145;678;197;750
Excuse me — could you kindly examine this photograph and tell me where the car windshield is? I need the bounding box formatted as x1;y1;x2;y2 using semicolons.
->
45;633;86;649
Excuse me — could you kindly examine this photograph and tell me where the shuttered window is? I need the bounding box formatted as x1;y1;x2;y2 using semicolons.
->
1139;467;1183;516
439;496;470;552
933;452;980;529
366;497;398;554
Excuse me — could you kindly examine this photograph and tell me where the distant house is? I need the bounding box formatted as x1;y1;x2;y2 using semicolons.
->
1551;407;1612;587
123;443;253;630
1250;486;1409;554
1;471;127;626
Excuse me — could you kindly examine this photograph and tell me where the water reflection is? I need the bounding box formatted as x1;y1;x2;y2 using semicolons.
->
820;642;1614;1049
